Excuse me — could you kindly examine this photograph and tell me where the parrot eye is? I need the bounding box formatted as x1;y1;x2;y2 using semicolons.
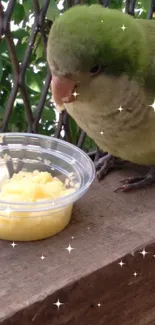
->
90;65;101;75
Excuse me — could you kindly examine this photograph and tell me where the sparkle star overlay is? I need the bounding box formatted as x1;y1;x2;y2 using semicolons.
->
97;303;101;307
53;299;64;310
118;106;123;112
40;255;46;260
11;242;17;248
133;272;138;277
72;90;79;98
118;260;125;267
65;243;74;254
121;24;126;31
139;248;148;258
150;99;155;111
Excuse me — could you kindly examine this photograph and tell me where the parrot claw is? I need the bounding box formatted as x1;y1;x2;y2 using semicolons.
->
95;154;155;192
119;176;144;184
95;154;114;180
114;168;155;192
94;154;130;181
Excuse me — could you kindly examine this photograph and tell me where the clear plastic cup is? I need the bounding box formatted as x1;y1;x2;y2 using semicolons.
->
0;133;95;241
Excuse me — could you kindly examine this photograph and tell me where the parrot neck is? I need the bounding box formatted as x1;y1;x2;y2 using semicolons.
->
65;73;155;163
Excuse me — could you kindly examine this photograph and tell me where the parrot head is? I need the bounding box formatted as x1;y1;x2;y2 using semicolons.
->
47;5;147;106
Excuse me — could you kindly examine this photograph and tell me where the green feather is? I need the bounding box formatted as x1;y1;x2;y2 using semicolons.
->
47;5;155;166
47;5;149;81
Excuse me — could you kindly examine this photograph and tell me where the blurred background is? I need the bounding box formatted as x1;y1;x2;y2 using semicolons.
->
0;0;154;157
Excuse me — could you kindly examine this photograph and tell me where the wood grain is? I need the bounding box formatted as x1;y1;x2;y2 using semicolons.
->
1;168;155;324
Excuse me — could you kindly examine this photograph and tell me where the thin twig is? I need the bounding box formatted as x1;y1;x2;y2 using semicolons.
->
33;70;52;133
63;112;72;143
77;130;86;148
103;0;111;7
147;0;155;19
0;1;4;38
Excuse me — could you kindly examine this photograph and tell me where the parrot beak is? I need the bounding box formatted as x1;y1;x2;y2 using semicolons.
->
51;75;77;106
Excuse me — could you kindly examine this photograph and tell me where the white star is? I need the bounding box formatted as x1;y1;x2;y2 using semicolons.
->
40;255;46;260
100;131;104;135
150;99;155;112
117;106;123;112
139;248;148;258
10;242;17;248
97;303;101;307
121;24;126;31
133;272;138;277
87;227;90;230
53;299;64;310
118;260;125;267
65;243;74;254
71;236;74;239
72;91;79;98
101;20;103;23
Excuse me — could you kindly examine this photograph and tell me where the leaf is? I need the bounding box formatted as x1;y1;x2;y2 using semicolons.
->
23;0;33;15
0;38;8;55
109;0;123;9
36;42;44;60
39;0;60;21
22;36;29;44
87;0;98;5
39;122;56;136
15;43;27;61
11;124;20;132
34;35;45;60
41;106;56;122
0;59;3;82
83;135;96;152
140;0;151;13
26;70;43;92
12;29;29;40
135;10;147;19
69;116;79;144
29;92;41;102
9;104;28;132
12;3;25;24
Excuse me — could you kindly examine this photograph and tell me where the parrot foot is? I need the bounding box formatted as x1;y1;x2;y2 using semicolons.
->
95;153;129;180
114;168;155;192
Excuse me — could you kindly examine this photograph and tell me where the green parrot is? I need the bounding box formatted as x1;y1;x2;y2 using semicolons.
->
47;4;155;191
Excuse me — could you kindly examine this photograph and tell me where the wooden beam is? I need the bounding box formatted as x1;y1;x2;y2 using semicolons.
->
1;168;155;324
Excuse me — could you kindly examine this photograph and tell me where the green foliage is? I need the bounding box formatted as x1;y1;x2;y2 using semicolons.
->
0;0;57;135
109;0;123;9
0;0;152;151
12;3;25;24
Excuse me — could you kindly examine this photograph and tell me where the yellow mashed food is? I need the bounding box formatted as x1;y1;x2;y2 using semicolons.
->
0;170;75;241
